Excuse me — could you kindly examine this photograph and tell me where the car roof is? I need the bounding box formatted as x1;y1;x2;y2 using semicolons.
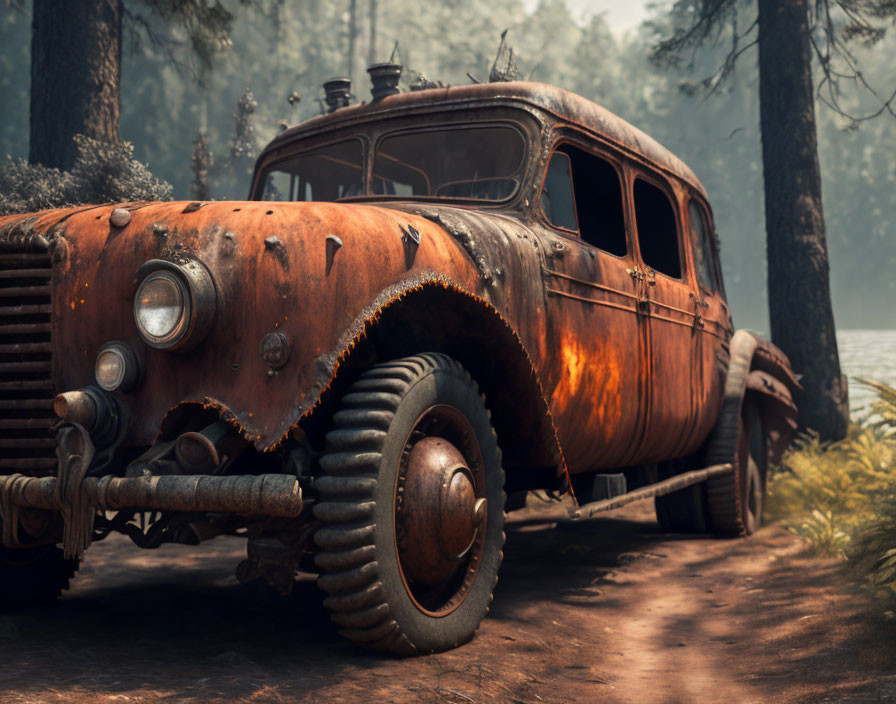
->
262;81;708;200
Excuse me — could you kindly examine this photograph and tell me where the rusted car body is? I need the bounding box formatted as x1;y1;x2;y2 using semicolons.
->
0;79;798;654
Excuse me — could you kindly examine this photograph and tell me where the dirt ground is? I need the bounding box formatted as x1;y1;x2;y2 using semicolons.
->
2;500;895;704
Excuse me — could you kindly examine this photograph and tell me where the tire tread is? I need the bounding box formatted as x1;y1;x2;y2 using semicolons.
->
314;353;504;654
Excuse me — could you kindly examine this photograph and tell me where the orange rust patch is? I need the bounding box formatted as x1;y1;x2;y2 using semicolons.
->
285;276;573;497
156;277;572;499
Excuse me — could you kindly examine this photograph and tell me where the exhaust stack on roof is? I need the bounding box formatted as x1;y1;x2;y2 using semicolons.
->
323;78;352;112
367;63;402;102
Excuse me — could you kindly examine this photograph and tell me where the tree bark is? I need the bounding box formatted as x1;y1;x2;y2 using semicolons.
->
757;0;849;440
29;0;123;170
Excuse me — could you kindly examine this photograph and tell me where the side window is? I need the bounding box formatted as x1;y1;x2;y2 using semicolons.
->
633;178;681;279
539;144;627;256
259;139;364;202
688;200;719;292
540;152;578;231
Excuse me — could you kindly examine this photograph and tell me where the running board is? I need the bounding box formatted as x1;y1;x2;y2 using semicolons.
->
568;463;733;520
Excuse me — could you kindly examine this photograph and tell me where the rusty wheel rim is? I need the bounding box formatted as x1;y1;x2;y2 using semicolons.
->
394;404;488;618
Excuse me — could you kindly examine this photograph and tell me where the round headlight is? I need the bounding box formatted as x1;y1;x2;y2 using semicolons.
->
95;341;141;392
135;272;189;345
134;259;217;352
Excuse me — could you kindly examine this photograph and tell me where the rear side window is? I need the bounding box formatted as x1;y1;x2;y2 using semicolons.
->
688;200;719;292
540;144;627;256
259;139;363;201
633;178;681;279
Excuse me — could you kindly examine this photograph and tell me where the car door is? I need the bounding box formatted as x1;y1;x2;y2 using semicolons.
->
628;174;701;462
685;197;735;447
534;141;647;472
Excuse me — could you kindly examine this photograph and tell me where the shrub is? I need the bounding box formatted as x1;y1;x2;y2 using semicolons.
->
0;135;172;215
768;380;896;594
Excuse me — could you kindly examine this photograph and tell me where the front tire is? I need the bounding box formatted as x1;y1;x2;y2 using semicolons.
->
0;539;78;610
313;354;506;654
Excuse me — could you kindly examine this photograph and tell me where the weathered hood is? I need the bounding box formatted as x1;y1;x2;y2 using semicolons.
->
0;200;547;450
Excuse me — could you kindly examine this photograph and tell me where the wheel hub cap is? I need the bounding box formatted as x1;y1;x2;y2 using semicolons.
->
397;436;486;587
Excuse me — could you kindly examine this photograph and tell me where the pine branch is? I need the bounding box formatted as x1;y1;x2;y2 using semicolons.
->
652;0;896;123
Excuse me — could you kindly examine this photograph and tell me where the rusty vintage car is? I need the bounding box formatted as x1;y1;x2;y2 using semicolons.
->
0;69;799;654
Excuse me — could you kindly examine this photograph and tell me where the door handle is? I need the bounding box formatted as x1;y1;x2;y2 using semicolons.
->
689;291;710;308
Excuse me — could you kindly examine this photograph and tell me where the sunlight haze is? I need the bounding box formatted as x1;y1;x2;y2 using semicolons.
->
523;0;656;33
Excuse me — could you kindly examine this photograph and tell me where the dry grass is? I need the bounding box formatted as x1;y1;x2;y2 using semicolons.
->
768;379;896;597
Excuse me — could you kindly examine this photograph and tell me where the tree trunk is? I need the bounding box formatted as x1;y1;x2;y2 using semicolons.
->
368;0;378;65
757;0;849;440
29;0;123;170
347;0;357;83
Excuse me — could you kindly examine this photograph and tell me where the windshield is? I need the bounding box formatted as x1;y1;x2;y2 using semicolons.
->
256;124;528;203
372;125;526;201
259;139;363;201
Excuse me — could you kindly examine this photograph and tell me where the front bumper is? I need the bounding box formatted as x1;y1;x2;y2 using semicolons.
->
0;424;302;558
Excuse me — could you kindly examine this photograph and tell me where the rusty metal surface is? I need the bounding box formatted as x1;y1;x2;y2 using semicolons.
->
0;81;796;493
398;436;480;588
0;198;731;478
0;472;303;516
394;403;488;616
746;368;799;460
263;81;708;201
0;201;488;451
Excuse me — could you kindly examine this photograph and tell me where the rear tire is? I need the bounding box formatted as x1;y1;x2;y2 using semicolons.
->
654;457;708;533
313;354;506;654
705;397;768;536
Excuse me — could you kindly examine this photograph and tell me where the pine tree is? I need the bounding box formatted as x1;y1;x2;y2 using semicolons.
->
28;0;253;170
652;0;896;441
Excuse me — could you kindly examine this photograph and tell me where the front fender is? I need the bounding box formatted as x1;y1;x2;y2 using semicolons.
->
1;201;494;449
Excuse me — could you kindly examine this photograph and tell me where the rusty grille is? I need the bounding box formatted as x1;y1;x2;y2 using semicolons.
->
0;250;56;476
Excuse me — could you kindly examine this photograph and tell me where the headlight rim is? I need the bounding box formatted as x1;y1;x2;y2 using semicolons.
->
95;340;143;392
134;270;191;348
134;258;217;352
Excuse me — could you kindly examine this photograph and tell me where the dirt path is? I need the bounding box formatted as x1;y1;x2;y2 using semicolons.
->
1;502;894;704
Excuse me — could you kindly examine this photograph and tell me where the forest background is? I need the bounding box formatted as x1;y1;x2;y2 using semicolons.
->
0;0;892;331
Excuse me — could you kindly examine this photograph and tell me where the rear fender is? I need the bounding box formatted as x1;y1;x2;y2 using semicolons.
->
745;369;798;461
705;329;800;467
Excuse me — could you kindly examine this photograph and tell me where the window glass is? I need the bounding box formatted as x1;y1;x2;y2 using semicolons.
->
259;139;363;201
561;145;626;255
688;200;719;292
372;125;525;201
540;152;577;231
540;146;627;255
633;179;682;278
